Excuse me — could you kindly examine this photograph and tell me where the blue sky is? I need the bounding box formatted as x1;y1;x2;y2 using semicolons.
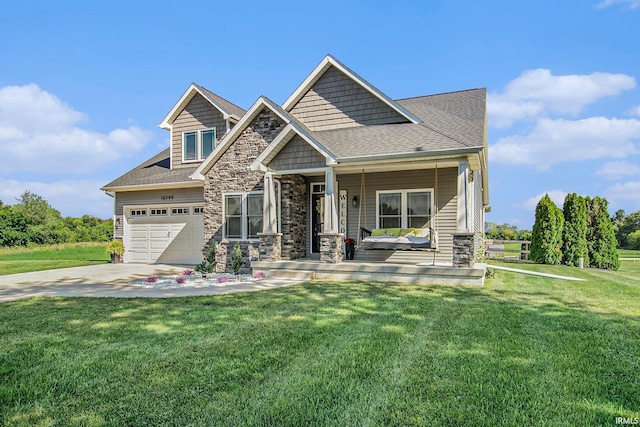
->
1;0;639;228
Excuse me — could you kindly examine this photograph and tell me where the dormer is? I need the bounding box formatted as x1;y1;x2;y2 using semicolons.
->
159;84;245;169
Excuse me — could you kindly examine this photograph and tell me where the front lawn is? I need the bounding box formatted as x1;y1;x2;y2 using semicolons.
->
0;243;110;275
1;263;639;425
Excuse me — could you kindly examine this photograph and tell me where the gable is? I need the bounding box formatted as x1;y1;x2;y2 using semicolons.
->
171;93;227;169
289;65;410;131
268;135;327;170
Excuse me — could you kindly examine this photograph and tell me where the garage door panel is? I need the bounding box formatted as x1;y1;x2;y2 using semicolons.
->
125;206;204;265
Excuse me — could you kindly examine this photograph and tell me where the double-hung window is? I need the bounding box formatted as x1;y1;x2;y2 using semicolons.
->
224;192;263;240
183;128;216;162
377;189;433;229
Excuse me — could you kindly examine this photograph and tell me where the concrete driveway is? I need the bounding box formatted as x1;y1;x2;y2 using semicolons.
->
0;264;302;303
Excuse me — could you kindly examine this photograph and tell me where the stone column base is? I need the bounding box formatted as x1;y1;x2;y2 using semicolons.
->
319;233;343;263
258;233;282;261
453;232;475;268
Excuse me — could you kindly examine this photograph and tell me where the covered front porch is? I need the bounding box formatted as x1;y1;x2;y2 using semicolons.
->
254;158;483;273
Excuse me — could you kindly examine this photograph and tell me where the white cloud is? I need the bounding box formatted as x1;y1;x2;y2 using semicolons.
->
628;106;640;116
490;117;640;169
0;178;113;218
515;190;569;210
597;0;640;9
0;84;152;174
488;69;636;127
595;160;640;179
604;181;640;210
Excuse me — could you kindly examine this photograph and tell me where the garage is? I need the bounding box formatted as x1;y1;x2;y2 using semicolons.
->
123;205;205;265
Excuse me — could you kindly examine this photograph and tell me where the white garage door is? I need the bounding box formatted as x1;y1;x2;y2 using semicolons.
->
124;206;204;265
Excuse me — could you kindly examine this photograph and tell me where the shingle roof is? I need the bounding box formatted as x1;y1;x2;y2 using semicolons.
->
309;88;486;160
194;84;246;119
101;149;200;189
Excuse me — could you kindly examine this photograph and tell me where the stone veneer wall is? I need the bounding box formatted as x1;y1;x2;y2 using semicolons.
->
203;108;286;273
452;232;475;268
319;233;343;263
280;175;307;259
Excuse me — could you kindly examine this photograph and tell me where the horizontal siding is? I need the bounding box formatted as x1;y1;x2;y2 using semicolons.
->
171;93;227;169
290;66;408;131
268;135;326;170
115;188;204;216
337;168;458;266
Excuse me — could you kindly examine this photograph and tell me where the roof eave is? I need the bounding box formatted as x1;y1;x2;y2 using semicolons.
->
100;180;203;193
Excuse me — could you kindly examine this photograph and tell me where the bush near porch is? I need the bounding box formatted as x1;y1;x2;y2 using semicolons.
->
1;262;638;425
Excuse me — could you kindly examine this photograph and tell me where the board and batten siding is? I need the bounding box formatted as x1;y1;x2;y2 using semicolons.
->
171;93;227;169
268;136;327;170
472;171;485;258
290;66;409;131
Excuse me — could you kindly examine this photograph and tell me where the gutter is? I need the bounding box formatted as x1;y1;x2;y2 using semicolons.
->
335;146;484;164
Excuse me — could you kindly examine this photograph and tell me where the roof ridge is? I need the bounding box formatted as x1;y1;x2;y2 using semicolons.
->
395;87;486;101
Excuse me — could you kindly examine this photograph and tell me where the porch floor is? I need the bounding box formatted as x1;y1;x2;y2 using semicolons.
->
251;259;486;286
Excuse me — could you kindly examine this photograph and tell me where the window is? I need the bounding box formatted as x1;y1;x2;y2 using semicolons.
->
377;189;433;229
193;207;204;214
129;209;147;217
183;128;216;162
150;208;168;216
171;207;190;215
224;192;263;240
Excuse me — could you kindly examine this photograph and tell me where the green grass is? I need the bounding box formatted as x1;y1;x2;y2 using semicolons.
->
618;248;640;258
0;243;110;275
1;264;639;426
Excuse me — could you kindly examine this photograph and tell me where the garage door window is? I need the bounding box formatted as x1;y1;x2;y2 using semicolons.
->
150;208;168;216
172;207;190;215
130;209;147;217
224;192;263;240
193;207;204;214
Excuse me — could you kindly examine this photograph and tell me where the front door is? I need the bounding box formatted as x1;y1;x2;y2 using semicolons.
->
311;184;325;253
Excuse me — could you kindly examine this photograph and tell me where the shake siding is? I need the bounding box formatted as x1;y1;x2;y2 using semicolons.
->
171;93;227;169
290;66;408;131
268;136;327;170
335;168;458;265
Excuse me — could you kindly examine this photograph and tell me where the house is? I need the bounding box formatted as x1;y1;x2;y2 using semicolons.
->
102;55;489;277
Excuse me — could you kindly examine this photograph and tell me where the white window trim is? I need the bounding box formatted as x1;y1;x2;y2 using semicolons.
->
376;188;435;229
182;128;216;163
222;191;264;241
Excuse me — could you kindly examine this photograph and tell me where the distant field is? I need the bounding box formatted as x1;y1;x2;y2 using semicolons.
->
0;243;110;276
618;248;640;258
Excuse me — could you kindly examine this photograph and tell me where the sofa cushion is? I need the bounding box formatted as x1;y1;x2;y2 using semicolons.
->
371;228;387;237
414;228;431;238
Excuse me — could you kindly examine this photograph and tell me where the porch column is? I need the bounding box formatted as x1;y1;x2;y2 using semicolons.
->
263;172;277;233
319;167;343;263
457;161;469;232
258;172;282;261
323;168;339;233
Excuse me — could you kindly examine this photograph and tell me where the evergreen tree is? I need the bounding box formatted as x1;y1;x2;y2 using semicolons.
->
232;242;243;275
562;193;589;267
586;196;620;270
530;194;564;265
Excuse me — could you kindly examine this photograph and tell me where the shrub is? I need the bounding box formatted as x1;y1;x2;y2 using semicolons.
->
145;276;159;283
217;276;229;283
232;242;243;275
530;194;564;265
183;268;195;276
586;196;619;270
175;276;187;284
195;241;217;275
562;193;589;267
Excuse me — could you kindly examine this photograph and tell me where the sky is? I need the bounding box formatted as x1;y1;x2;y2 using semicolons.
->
0;0;639;229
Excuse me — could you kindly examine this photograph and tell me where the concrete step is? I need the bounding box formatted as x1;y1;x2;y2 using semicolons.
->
258;269;316;280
